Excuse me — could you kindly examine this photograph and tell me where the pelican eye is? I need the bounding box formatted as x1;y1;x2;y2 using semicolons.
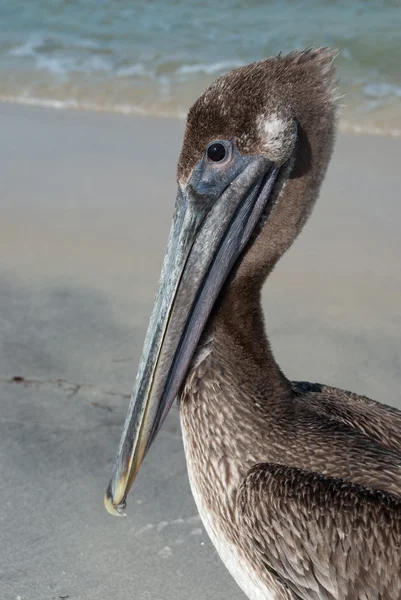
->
207;142;227;163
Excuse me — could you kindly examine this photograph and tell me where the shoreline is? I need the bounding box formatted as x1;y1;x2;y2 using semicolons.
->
1;95;400;139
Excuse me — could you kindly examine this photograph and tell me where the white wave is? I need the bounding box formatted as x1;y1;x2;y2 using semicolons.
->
116;64;148;77
21;53;113;76
9;35;45;58
363;82;401;99
9;34;113;76
83;55;113;73
176;60;245;76
0;95;77;110
0;93;187;119
35;55;73;76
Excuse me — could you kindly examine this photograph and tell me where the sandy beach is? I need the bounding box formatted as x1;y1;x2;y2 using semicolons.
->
1;102;401;599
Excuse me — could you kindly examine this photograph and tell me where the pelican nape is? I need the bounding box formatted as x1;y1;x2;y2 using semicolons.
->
105;49;401;599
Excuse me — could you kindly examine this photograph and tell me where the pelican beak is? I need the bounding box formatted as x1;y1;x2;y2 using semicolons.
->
105;144;278;516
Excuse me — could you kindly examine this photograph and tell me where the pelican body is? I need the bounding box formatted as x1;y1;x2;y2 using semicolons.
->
105;49;401;599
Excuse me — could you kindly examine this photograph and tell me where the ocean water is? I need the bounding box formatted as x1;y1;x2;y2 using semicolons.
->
1;0;400;134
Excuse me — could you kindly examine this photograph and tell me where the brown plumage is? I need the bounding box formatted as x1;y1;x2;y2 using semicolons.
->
106;49;401;600
177;50;401;599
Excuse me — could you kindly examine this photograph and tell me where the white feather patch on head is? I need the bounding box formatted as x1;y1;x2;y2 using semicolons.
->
256;113;297;165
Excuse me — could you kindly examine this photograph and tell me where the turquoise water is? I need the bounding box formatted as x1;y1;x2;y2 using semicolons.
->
1;0;400;133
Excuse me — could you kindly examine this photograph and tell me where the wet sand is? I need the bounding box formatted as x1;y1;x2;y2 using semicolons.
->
0;103;400;599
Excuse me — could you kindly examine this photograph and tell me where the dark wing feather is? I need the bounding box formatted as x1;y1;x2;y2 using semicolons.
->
294;381;401;455
237;462;401;600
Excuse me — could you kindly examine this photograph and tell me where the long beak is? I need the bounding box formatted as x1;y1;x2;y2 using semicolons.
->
105;150;278;516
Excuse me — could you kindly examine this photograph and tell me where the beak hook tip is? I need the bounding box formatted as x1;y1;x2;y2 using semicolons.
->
104;481;127;518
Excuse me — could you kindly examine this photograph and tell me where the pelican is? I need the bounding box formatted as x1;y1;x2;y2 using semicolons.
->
105;49;401;599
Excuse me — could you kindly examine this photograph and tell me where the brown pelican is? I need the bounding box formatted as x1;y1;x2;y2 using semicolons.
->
105;49;401;599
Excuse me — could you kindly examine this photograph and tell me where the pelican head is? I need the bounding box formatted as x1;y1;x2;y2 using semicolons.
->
105;48;338;516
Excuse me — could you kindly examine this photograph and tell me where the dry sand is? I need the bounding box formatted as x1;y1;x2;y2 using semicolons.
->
0;103;400;599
